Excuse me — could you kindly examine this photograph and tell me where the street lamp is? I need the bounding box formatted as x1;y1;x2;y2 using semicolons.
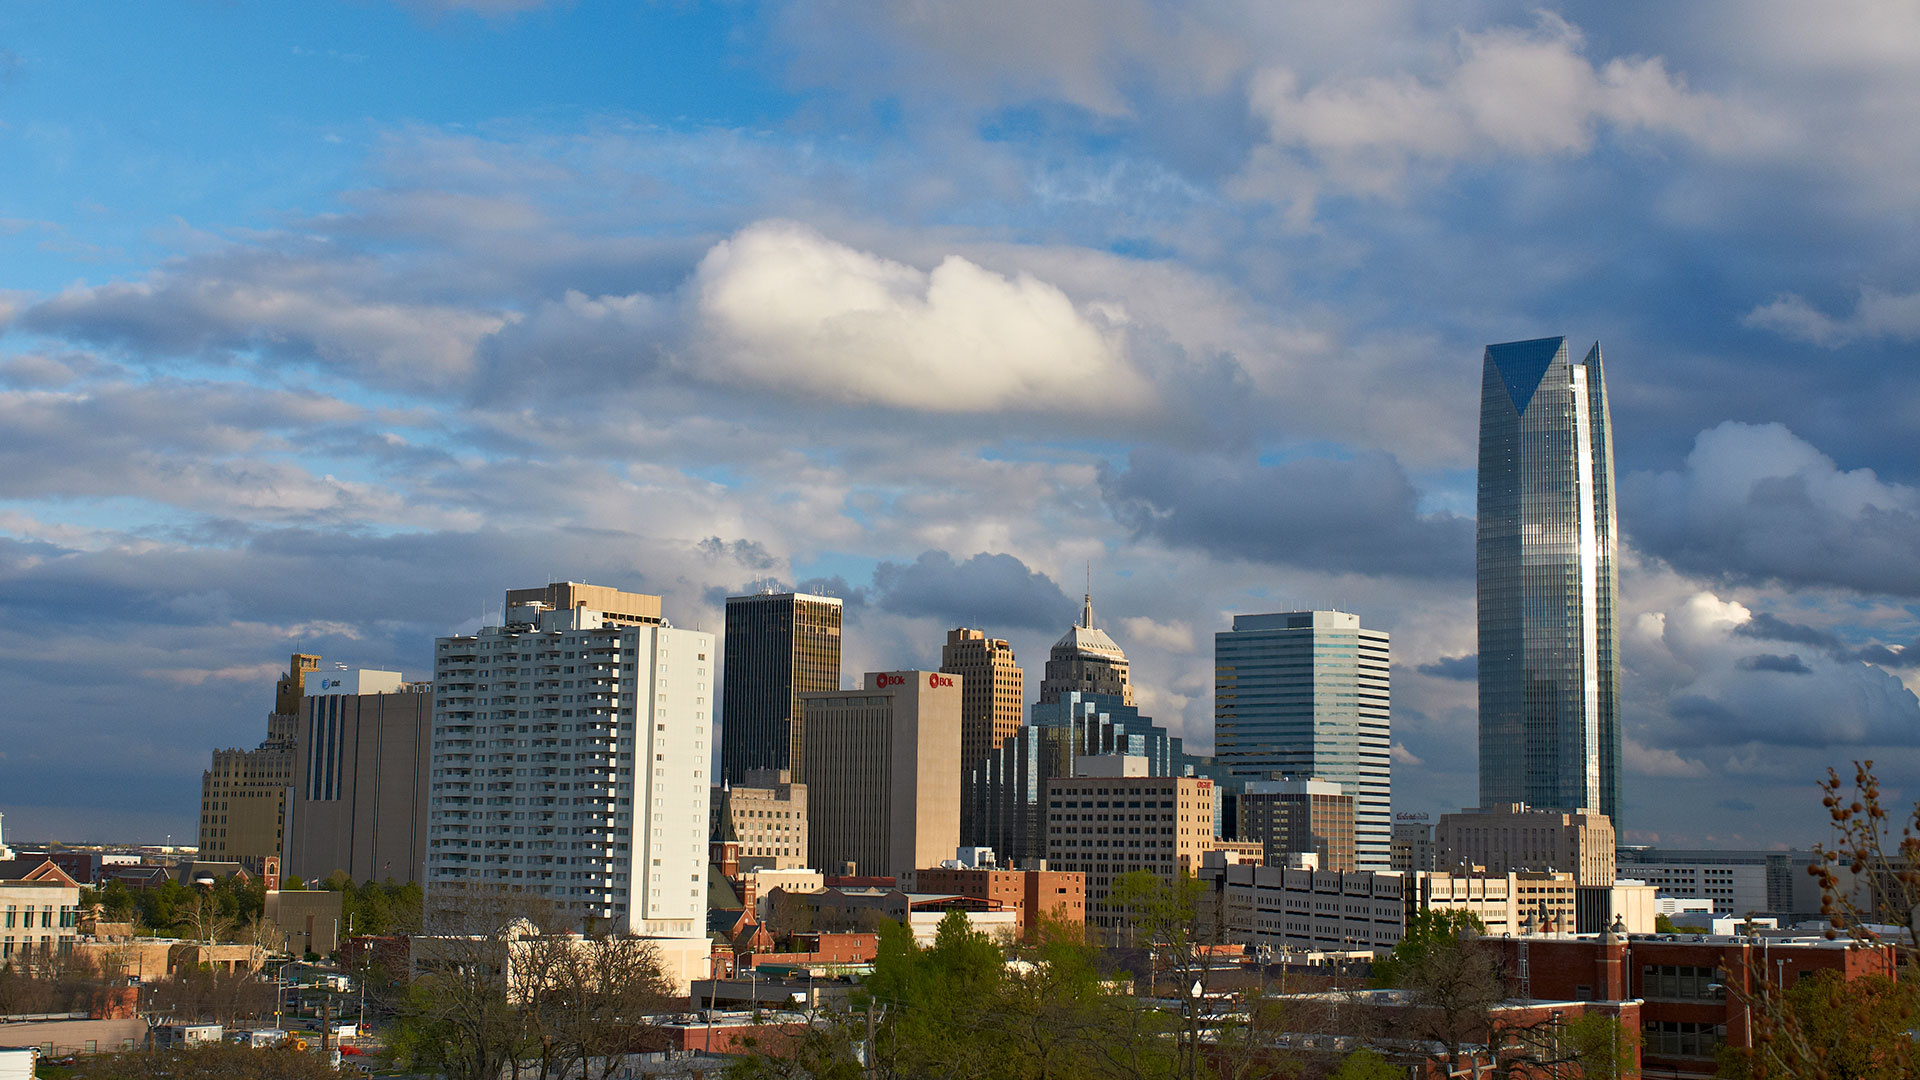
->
1708;983;1748;1050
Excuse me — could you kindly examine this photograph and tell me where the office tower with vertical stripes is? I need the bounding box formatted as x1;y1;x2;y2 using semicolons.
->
720;592;843;785
1214;611;1391;870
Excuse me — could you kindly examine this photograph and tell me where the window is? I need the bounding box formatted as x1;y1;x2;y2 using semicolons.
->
1645;1021;1720;1058
1642;964;1721;1000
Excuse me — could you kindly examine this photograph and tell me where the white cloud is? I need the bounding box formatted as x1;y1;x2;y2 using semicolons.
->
690;220;1151;413
1743;286;1920;347
1623;736;1708;778
145;661;286;687
1622;580;1920;750
1119;615;1195;653
1242;15;1767;199
1626;421;1920;596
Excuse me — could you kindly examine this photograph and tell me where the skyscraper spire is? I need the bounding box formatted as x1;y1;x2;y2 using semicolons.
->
1085;562;1095;626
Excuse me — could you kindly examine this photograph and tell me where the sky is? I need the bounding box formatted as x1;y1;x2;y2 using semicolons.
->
2;1;1918;849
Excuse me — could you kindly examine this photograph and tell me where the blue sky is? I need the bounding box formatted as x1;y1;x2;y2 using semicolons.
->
4;0;1920;849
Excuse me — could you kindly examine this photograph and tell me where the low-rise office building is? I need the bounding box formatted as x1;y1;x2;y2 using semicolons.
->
903;864;1086;935
1043;764;1261;932
1390;818;1435;873
1436;803;1615;886
1482;931;1896;1078
1196;852;1405;953
773;886;1019;946
1238;777;1355;872
0;860;82;972
712;769;808;871
1615;847;1824;917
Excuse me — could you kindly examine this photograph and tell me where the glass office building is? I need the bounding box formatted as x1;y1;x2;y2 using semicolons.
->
720;592;843;785
1214;611;1391;869
1477;337;1621;824
965;691;1202;865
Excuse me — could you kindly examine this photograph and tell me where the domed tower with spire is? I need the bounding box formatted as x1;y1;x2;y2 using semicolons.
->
1038;590;1134;706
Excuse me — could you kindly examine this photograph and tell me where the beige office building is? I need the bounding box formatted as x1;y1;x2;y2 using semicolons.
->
1391;818;1436;873
712;769;808;870
940;628;1025;769
1043;763;1262;931
286;669;433;884
503;581;664;628
1435;803;1616;886
801;672;961;879
1415;868;1579;936
198;654;316;872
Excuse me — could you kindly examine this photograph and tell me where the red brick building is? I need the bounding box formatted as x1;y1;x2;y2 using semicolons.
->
1483;932;1896;1077
904;866;1086;935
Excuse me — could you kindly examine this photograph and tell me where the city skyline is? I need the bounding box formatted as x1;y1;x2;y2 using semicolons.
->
3;4;1919;849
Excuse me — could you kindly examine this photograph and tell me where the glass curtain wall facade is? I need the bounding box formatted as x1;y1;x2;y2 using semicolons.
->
720;592;843;785
965;691;1199;865
1213;611;1391;869
1477;337;1621;824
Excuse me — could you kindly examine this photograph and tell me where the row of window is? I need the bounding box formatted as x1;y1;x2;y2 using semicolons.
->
1;905;76;928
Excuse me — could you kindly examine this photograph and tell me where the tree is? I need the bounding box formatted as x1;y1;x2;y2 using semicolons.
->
1374;909;1506;1077
1722;760;1920;1079
1808;761;1918;956
1107;869;1220;1080
1653;913;1680;934
1724;971;1920;1080
550;934;679;1080
387;886;557;1080
1327;1048;1400;1080
1490;1011;1635;1080
729;907;1184;1080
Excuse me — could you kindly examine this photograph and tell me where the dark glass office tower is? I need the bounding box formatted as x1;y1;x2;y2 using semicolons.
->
720;592;843;785
1477;337;1621;825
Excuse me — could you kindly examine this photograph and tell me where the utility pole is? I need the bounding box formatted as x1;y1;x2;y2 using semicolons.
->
865;997;876;1080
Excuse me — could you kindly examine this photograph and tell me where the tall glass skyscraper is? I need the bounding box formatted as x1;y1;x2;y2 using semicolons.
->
1477;337;1621;824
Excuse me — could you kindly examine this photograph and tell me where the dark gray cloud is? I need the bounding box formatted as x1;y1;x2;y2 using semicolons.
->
1856;640;1920;670
1415;654;1477;681
1735;612;1840;649
696;536;779;571
1100;449;1473;579
1737;653;1811;675
870;551;1073;632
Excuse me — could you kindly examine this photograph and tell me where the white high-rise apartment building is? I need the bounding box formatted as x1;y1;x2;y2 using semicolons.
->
427;584;713;939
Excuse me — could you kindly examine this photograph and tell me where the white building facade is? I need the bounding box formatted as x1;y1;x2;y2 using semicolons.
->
428;592;713;939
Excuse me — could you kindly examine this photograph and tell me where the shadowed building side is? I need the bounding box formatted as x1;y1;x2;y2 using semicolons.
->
720;592;843;786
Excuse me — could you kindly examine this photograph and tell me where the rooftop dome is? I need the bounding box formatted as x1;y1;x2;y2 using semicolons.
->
1053;593;1126;659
